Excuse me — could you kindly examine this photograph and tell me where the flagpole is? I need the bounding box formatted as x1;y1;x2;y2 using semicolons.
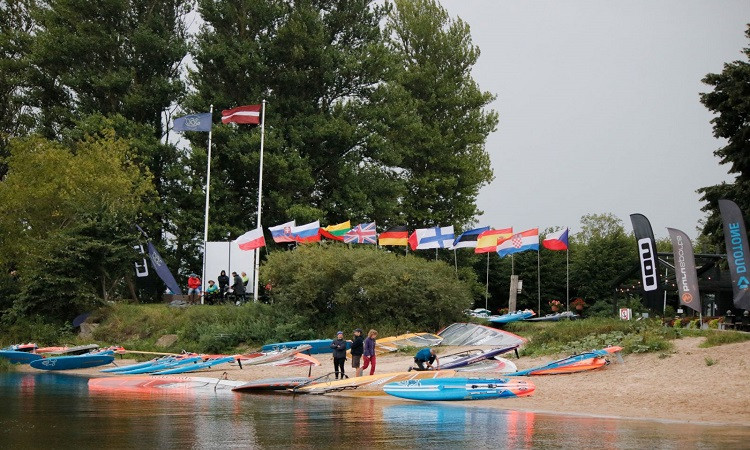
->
566;247;570;312
201;104;214;305
453;248;457;276
485;252;490;310
537;246;541;315
253;100;266;303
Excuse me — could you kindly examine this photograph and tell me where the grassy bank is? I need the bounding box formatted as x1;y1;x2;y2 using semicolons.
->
3;304;749;357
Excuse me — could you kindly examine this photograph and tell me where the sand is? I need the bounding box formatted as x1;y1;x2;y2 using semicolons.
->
18;336;750;426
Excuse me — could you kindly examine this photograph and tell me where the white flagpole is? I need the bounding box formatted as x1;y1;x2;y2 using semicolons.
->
201;104;214;305
566;246;570;312
485;252;490;310
253;100;266;303
537;247;541;315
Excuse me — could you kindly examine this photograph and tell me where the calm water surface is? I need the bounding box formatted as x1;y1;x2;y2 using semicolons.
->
1;372;748;449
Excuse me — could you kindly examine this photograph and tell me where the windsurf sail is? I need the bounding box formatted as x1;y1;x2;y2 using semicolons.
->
437;323;526;347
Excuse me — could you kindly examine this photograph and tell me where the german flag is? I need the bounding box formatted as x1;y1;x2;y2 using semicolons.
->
378;226;409;246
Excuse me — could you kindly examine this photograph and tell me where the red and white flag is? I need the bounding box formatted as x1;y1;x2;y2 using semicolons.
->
235;228;266;251
221;104;261;124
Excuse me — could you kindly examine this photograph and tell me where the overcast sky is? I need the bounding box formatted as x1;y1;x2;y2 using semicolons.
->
439;1;749;239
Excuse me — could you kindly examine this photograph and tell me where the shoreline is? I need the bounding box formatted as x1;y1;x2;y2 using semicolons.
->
14;336;750;426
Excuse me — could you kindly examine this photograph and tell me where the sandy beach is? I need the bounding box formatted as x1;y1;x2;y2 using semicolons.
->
18;336;750;426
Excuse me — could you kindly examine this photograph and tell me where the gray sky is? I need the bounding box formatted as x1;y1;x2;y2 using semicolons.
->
440;1;749;239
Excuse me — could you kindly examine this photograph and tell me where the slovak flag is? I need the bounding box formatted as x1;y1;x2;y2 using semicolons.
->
269;220;296;243
235;228;266;251
291;220;321;243
343;222;377;244
497;228;539;258
221;104;261;124
413;226;455;250
543;228;569;251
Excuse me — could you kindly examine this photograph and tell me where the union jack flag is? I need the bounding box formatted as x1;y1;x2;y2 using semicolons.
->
343;222;377;244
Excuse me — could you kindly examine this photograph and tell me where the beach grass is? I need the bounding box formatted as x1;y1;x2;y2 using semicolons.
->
698;330;750;347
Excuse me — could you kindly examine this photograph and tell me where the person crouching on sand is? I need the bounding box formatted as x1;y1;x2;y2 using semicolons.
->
330;331;348;379
361;329;377;376
351;328;364;377
409;348;439;371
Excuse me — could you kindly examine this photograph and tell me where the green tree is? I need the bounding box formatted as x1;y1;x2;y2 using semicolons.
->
184;0;398;250
0;0;35;178
381;0;497;228
570;213;637;305
0;131;155;319
262;244;474;332
698;25;750;242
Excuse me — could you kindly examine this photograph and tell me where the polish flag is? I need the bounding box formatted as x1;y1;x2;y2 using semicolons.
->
235;228;266;250
221;104;261;124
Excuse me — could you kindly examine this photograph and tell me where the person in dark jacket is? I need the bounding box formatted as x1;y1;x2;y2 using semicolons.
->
217;270;230;296
330;331;348;379
350;329;364;377
231;271;245;304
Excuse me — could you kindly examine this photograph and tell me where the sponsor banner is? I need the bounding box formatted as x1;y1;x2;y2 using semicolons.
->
146;242;182;295
667;228;701;313
718;199;750;309
630;214;662;309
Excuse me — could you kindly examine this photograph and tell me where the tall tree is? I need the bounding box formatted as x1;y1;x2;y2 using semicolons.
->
0;0;35;179
382;0;497;229
698;25;750;242
185;0;399;247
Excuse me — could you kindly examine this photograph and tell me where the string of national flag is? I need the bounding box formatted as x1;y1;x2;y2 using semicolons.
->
233;220;569;257
173;108;570;257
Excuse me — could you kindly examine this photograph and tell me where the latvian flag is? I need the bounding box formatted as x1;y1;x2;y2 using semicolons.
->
343;222;377;244
221;104;261;124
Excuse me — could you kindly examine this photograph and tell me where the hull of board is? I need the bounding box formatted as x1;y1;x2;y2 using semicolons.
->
152;356;236;375
294;370;458;394
30;353;115;370
261;339;350;355
89;375;245;394
232;377;313;392
383;377;535;401
0;350;43;364
525;311;580;322
116;356;203;374
508;346;622;376
487;310;535;324
101;357;178;373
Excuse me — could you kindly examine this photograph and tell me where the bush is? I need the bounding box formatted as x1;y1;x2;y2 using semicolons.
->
699;330;750;347
262;245;475;332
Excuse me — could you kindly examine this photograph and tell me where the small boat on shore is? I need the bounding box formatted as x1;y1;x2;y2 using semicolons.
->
487;310;536;324
0;350;43;364
507;346;623;376
383;377;535;401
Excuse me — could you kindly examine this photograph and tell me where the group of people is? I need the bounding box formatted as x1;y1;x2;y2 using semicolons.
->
329;329;378;380
328;329;441;380
189;270;250;305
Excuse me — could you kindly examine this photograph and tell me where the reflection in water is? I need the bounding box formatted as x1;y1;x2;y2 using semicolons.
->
0;373;748;449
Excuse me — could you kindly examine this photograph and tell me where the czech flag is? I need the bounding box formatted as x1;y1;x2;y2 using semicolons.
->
235;228;266;251
543;228;569;251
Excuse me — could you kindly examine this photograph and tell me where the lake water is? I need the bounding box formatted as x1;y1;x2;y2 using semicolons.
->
1;372;748;449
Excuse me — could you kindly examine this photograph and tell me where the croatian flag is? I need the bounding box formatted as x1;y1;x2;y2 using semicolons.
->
451;226;490;249
497;228;539;258
235;228;266;251
221;104;261;124
291;220;321;243
343;222;377;244
414;226;455;250
269;220;296;243
543;228;569;251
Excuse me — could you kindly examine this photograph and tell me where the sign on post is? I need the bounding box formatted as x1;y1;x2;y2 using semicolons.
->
619;308;632;321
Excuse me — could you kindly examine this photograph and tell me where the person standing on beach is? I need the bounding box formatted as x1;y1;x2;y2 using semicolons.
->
409;348;439;371
330;331;348;379
361;329;377;376
350;329;364;377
